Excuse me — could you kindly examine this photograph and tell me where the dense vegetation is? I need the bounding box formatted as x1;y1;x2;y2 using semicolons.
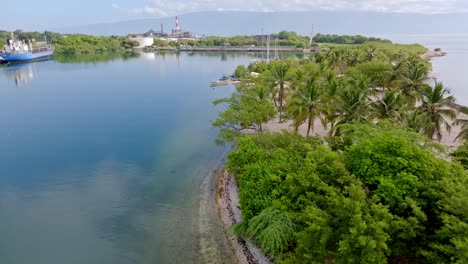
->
313;33;392;44
157;31;310;48
52;35;138;54
0;30;138;55
169;32;387;48
0;30;62;43
272;31;311;48
213;40;468;263
228;127;467;263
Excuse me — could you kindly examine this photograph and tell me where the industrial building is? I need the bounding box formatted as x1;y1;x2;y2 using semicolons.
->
127;16;200;48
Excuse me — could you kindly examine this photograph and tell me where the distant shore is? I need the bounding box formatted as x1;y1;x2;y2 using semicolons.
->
142;46;308;53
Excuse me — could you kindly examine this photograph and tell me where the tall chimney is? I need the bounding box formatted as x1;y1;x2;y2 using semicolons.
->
176;16;179;31
161;24;164;34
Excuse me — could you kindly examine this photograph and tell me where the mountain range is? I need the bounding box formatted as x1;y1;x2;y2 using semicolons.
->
55;11;468;37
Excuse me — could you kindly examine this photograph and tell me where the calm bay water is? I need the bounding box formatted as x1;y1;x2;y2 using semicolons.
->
0;52;256;264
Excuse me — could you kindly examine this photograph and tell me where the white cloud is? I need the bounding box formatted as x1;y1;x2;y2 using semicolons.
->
113;0;468;16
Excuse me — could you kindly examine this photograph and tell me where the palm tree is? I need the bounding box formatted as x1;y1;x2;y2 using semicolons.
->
246;83;270;102
453;107;468;141
320;71;342;130
269;61;291;122
399;59;430;105
345;48;363;67
386;60;406;89
419;82;456;141
290;67;306;91
328;48;347;74
454;119;468;141
369;90;404;122
245;84;275;132
390;49;405;62
364;46;378;61
332;86;369;135
288;77;322;136
404;109;427;133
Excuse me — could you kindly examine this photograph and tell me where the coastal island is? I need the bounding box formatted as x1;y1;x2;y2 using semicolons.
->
212;37;467;263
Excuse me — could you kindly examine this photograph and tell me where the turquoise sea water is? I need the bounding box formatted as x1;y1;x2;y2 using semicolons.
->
0;52;255;263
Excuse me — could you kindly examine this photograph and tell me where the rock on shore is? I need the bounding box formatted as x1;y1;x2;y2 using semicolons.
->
421;50;447;60
216;169;272;264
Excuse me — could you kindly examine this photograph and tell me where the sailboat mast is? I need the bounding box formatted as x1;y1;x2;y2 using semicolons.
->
309;24;315;48
266;35;270;62
261;28;264;61
274;37;278;60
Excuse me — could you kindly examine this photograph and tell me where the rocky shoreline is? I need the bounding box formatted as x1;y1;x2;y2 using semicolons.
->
216;169;272;264
421;50;447;60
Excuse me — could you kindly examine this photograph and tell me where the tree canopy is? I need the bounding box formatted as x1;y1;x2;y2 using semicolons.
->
52;35;138;54
213;37;466;263
313;33;392;44
226;126;468;263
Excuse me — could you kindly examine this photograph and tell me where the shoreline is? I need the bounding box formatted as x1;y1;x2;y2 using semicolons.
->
216;168;272;264
421;50;447;60
142;46;306;53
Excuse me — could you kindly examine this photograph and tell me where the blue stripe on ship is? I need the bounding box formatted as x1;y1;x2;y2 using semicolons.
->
0;50;54;62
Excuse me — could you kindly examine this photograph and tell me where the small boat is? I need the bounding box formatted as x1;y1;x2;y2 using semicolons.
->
0;33;54;63
219;75;230;81
210;75;242;87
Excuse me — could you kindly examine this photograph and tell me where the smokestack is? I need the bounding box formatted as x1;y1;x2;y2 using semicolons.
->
161;24;164;34
176;16;179;31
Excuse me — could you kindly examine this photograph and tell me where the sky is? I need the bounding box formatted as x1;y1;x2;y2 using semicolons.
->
2;0;468;30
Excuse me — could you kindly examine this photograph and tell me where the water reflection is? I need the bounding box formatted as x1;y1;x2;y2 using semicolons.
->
0;160;151;264
53;52;140;64
2;63;35;86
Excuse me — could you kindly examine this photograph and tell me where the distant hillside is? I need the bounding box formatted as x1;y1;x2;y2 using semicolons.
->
54;11;468;37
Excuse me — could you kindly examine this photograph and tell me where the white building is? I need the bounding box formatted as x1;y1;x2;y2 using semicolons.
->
128;36;154;48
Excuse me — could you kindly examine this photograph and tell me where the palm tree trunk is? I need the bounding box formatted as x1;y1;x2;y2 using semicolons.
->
279;83;284;123
307;108;313;137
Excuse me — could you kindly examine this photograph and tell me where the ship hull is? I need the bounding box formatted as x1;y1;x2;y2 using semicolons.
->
0;50;54;63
